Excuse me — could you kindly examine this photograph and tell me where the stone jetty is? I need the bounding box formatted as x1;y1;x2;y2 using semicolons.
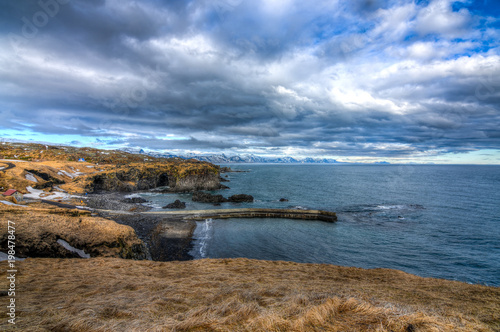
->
143;208;337;222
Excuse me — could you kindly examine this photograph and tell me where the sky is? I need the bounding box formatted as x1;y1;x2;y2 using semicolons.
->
0;0;499;164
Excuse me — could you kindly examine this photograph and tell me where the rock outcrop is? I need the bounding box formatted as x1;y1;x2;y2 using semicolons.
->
83;162;221;193
172;172;221;192
0;204;148;259
192;191;228;203
228;194;254;203
192;192;254;204
163;200;186;209
122;197;148;204
0;143;222;195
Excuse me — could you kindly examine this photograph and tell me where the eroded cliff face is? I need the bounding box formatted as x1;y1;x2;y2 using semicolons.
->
0;204;148;259
81;162;221;193
170;172;221;192
0;143;222;195
85;167;169;192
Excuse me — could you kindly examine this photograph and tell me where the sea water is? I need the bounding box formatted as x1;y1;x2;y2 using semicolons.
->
145;165;500;286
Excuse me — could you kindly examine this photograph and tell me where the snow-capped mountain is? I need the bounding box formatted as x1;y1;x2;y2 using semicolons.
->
120;148;348;164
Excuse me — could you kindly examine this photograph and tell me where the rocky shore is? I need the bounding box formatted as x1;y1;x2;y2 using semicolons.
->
0;143;227;261
0;143;329;262
85;193;196;261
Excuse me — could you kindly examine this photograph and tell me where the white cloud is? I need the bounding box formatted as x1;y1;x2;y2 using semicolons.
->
415;0;471;38
371;3;417;42
407;42;442;60
0;0;498;161
260;0;295;16
328;87;405;114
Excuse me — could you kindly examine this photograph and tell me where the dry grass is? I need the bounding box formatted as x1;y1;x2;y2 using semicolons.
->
0;204;146;258
1;257;498;331
0;160;102;194
0;142;161;164
1;144;219;195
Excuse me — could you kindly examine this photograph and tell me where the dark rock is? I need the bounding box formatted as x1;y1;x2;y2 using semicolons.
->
192;191;228;203
149;221;196;261
163;200;186;209
34;181;59;189
220;166;232;173
228;194;254;203
27;169;65;189
26;169;64;183
84;193;151;212
122;197;148;204
279;198;289;202
0;211;148;260
219;166;249;173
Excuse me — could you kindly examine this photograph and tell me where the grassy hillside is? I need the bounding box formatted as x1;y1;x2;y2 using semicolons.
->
1;257;498;331
0;203;147;259
0;142;220;195
0;142;159;164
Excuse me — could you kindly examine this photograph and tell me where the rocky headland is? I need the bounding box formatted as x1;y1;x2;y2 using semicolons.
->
0;142;223;195
0;142;224;260
83;162;222;193
0;203;147;259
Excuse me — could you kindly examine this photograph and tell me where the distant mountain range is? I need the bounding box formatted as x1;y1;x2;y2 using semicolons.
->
120;148;374;164
181;154;348;164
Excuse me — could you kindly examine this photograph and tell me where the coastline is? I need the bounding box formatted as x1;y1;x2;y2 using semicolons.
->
84;193;338;261
0;146;226;262
84;192;196;261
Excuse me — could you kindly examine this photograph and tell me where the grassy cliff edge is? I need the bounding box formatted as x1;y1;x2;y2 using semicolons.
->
0;257;498;331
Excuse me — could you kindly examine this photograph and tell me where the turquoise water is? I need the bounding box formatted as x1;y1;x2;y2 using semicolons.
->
142;165;500;286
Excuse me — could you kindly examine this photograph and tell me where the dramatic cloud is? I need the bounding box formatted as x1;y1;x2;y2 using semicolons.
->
0;0;499;162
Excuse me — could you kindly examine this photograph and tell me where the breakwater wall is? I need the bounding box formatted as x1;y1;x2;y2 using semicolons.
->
143;208;337;223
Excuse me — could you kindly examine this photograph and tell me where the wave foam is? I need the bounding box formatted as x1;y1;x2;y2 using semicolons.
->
198;218;213;259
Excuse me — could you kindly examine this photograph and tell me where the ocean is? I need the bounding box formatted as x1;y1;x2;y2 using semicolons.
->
141;164;500;286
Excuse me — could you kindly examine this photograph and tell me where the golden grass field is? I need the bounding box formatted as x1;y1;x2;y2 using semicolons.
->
0;142;158;164
1;257;498;332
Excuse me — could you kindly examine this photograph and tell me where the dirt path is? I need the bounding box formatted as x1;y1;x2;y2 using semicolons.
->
40;199;85;210
0;162;15;172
